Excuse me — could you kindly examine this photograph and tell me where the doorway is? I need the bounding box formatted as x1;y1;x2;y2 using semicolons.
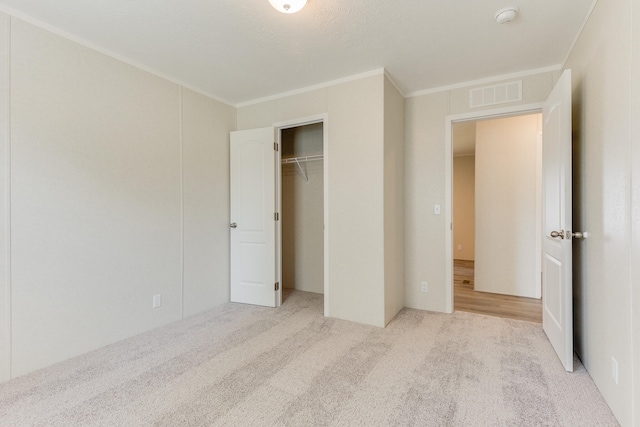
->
445;104;545;317
274;115;329;315
451;114;543;322
279;123;325;301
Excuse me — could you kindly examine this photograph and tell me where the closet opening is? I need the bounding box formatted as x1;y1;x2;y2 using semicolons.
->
276;119;327;309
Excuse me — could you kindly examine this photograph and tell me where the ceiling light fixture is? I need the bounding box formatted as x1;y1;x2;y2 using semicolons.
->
495;6;519;24
269;0;307;14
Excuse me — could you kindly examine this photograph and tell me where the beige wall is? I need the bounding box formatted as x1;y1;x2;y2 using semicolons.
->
564;0;636;423
0;15;235;379
474;115;539;298
281;123;324;294
404;71;556;312
632;0;640;422
0;13;9;382
182;89;236;316
383;77;405;325
453;155;475;261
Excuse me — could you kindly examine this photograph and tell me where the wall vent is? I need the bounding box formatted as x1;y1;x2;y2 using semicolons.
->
469;80;522;108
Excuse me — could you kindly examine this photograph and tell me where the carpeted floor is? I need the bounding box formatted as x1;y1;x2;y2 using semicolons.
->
0;291;619;426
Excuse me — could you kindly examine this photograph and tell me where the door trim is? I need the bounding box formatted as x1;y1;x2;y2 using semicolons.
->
444;103;544;313
273;114;329;317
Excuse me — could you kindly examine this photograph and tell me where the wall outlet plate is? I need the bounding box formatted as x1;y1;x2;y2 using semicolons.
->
421;282;428;293
153;294;162;309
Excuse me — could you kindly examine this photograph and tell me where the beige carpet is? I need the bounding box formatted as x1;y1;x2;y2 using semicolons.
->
0;291;618;426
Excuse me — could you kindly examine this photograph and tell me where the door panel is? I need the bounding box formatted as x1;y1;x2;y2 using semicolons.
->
230;127;276;307
542;69;573;372
543;254;563;327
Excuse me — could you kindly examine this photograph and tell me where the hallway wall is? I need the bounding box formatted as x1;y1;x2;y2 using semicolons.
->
474;114;539;298
453;155;475;261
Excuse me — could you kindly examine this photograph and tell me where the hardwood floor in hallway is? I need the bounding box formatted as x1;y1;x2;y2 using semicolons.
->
454;259;542;323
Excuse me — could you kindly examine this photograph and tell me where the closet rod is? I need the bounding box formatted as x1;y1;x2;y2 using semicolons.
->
282;154;323;183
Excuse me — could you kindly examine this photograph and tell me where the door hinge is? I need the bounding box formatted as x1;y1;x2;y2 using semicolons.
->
275;282;280;291
275;212;279;221
274;142;278;151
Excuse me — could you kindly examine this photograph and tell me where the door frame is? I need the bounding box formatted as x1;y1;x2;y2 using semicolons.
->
273;114;329;316
445;103;543;313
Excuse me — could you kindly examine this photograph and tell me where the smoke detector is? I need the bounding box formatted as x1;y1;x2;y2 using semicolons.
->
495;6;519;24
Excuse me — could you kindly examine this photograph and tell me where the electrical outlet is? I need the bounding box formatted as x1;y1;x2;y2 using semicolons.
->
611;357;619;385
458;244;462;251
153;294;162;309
421;282;428;293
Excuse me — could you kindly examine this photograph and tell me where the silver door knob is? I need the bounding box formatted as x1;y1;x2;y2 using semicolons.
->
230;223;237;228
569;230;586;239
550;230;564;239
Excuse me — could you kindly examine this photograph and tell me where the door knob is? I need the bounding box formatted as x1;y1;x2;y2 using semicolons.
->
230;223;237;228
568;230;586;239
550;230;564;239
550;230;586;240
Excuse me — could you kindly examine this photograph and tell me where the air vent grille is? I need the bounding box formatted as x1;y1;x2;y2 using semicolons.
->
469;81;522;108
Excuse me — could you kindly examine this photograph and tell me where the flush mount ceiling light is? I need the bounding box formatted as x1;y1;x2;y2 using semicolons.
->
269;0;307;13
495;6;519;24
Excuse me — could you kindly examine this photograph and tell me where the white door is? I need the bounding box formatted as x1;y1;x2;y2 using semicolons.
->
230;127;277;307
542;69;573;372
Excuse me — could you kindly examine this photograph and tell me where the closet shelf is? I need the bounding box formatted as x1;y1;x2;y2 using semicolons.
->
281;154;324;164
281;154;323;183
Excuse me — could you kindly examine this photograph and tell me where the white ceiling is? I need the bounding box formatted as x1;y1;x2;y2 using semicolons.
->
0;0;594;106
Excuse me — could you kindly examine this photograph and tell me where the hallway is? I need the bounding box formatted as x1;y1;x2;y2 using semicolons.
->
454;259;542;323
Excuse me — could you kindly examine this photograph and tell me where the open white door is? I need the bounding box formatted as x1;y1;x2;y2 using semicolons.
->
230;127;277;307
542;69;574;372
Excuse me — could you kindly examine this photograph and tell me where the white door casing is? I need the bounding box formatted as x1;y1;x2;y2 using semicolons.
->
542;69;574;372
230;127;276;307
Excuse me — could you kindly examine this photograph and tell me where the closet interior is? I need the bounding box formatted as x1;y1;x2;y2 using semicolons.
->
280;123;324;295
